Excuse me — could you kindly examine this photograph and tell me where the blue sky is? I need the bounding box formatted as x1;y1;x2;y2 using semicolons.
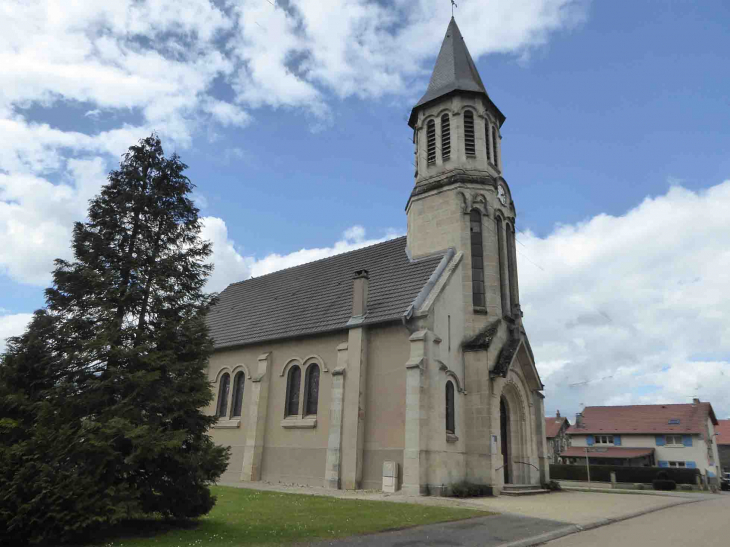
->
2;0;730;419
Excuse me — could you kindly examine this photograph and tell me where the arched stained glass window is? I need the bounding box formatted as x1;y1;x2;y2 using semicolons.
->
217;373;230;418
464;110;475;157
446;381;455;434
304;364;320;416
232;371;245;418
285;365;301;417
470;209;485;307
496;216;509;316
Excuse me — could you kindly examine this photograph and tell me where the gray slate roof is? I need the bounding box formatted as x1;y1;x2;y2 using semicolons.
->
207;237;446;350
409;18;504;127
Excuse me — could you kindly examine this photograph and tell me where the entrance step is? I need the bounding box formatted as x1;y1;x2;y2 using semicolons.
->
501;484;550;496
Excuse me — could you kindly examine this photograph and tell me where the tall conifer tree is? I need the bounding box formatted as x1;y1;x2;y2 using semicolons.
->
0;135;228;544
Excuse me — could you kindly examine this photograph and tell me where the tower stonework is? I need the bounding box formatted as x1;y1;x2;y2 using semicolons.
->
402;18;548;495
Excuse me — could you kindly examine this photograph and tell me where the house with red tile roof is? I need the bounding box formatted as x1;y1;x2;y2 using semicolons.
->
545;411;570;464
564;399;721;479
715;419;730;474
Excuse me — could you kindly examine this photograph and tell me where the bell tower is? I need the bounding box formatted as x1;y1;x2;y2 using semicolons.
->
405;17;521;321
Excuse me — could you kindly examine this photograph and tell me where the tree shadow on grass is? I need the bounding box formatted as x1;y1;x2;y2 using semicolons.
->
66;517;201;546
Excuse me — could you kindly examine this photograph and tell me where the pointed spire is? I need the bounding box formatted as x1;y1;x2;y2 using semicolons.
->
409;18;503;127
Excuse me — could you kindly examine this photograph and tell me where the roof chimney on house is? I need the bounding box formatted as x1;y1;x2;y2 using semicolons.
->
556;410;561;418
352;270;369;318
693;398;700;406
575;412;583;428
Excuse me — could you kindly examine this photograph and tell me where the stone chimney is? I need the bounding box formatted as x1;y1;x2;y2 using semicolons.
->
556;410;561;418
352;270;369;318
575;412;583;428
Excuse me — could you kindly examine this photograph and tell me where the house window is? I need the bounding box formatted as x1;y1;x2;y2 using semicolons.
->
464;110;475;157
304;364;320;416
491;126;499;168
446;381;455;434
217;372;230;418
668;461;686;468
596;435;614;445
231;371;245;418
441;114;451;161
666;435;684;446
470;210;485;307
285;365;301;417
427;119;436;164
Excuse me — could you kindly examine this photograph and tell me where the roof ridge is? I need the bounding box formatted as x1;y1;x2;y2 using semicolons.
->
584;403;705;409
224;235;410;289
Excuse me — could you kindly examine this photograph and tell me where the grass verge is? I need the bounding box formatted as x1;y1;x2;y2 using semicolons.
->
87;485;488;546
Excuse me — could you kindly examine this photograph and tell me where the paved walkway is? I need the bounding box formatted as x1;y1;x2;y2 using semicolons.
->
218;481;716;525
545;493;730;546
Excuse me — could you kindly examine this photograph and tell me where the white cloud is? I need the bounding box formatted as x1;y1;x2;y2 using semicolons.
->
0;312;34;354
520;181;730;418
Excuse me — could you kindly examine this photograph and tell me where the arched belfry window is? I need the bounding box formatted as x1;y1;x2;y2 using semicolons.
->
304;364;320;416
446;381;455;434
285;365;301;417
491;126;499;168
231;371;245;418
217;372;230;418
426;119;436;164
485;121;492;163
441;114;451;161
464;110;476;157
470;210;485;307
496;216;509;316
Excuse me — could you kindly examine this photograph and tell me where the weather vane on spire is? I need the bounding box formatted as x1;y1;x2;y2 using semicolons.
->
451;0;457;17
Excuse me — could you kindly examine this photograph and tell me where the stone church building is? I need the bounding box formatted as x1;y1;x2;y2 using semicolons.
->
205;18;548;496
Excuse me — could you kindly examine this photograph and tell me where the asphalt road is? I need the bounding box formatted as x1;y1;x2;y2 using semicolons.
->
546;493;730;546
301;513;571;547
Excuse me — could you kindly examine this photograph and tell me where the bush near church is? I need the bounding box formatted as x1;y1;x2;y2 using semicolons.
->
0;135;229;545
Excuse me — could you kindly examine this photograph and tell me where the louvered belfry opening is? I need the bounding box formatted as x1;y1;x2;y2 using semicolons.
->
441;114;451;161
485;121;492;163
491;126;499;167
470;209;485;307
464;110;475;157
427;119;436;164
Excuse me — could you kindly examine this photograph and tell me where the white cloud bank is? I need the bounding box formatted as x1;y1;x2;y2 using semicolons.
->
518;182;730;418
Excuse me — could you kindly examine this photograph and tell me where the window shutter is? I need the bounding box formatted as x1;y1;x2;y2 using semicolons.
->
682;435;693;447
464;110;475;157
613;435;621;446
658;461;669;468
656;435;666;446
686;461;697;469
587;435;595;446
426;120;436;164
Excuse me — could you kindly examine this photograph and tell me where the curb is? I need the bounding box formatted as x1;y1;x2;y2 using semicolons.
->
498;497;706;547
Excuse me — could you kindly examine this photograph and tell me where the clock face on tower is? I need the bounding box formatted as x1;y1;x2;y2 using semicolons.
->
497;185;507;206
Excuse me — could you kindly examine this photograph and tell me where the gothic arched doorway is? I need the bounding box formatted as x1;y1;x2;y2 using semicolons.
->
500;397;510;484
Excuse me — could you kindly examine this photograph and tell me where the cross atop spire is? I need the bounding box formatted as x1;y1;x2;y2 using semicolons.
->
409;17;504;127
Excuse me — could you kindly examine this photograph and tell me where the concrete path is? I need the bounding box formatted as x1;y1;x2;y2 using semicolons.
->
545;493;730;546
299;514;571;547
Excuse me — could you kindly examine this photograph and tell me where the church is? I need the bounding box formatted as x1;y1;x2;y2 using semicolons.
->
205;18;548;496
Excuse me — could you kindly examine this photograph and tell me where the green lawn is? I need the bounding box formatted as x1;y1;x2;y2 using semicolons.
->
88;486;488;546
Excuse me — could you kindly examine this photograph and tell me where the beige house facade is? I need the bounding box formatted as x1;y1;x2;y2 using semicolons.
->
565;402;721;479
205;18;548;496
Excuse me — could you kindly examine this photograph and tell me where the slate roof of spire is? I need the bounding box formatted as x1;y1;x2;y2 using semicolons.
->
409;18;504;127
207;237;446;350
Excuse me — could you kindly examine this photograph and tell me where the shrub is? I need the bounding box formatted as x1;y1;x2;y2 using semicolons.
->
448;481;493;498
543;480;562;491
550;464;699;485
653;479;677;491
